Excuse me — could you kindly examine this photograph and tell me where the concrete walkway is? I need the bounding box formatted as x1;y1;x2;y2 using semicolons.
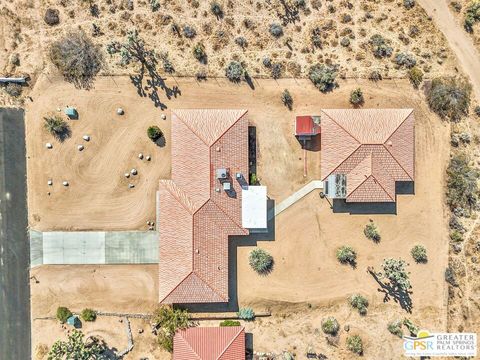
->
269;180;323;219
418;0;480;101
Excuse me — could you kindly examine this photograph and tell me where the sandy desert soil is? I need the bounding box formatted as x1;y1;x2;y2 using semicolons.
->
446;0;480;54
1;0;460;106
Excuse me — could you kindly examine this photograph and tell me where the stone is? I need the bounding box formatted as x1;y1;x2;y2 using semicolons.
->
83;135;90;141
125;173;130;178
129;183;135;188
138;153;144;159
48;180;53;186
138;328;144;334
146;155;151;161
63;181;69;186
77;145;84;151
344;324;350;332
131;168;137;175
117;108;124;115
161;114;167;120
46;143;53;149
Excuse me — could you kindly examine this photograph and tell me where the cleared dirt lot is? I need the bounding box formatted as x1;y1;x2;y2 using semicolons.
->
29;77;450;359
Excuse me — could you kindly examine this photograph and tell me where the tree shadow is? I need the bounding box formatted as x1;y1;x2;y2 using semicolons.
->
368;268;413;313
276;0;301;24
155;135;166;147
53;125;72;143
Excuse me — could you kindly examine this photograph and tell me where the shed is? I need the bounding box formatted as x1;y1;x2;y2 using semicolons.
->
295;115;321;139
64;107;78;119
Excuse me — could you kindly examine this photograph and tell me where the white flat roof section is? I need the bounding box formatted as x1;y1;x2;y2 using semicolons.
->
242;186;267;229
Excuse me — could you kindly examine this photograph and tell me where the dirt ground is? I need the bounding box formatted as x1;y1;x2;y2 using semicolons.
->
1;0;460;106
30;77;452;359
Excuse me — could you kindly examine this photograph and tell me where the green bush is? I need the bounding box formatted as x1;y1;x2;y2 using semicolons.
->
387;320;404;337
281;89;293;110
403;318;419;336
395;52;416;68
350;88;364;105
408;67;424;89
410;245;427;263
44;115;70;139
4;83;22;97
450;230;463;242
147;125;163;141
369;34;393;58
349;294;368;315
56;307;72;323
308;64;337;92
364;222;380;242
269;23;284;37
80;308;96;322
474;105;480;117
427;78;471;122
210;1;223;17
464;0;480;32
346;335;363;355
249;248;274;274
321;317;339;335
153;305;190;352
225;61;245;83
220;320;241;327
445;267;458;286
336;246;357;265
446;153;479;213
193;43;207;63
381;258;411;291
237;307;255;321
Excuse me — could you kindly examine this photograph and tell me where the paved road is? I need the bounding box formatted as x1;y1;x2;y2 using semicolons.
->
0;108;30;360
418;0;480;101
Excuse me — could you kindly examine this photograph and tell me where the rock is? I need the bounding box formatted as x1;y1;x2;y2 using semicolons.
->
124;173;130;178
131;168;137;175
119;319;123;323
46;143;53;149
344;324;350;332
138;328;144;334
161;114;167;120
77;145;84;151
129;183;135;188
146;155;151;161
138;153;144;159
83;135;90;141
48;180;53;186
117;108;124;115
63;181;69;186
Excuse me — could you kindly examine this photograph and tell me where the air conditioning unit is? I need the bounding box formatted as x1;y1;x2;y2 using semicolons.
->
216;168;228;180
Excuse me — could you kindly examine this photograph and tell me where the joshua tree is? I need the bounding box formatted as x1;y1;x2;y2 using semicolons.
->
210;1;224;18
249;248;274;274
48;330;106;359
153;305;190;352
193;43;207;63
281;89;293;110
44;116;70;140
381;258;411;292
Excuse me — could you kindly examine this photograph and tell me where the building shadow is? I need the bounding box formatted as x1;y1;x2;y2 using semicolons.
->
245;333;254;360
396;181;415;195
332;199;397;215
179;200;275;313
295;134;321;152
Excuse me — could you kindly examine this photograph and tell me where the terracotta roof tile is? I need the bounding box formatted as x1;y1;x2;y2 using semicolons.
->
159;109;249;304
173;327;245;360
321;109;414;203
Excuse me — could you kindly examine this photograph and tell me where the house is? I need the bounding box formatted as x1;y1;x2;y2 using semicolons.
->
295;115;321;140
173;326;245;360
157;109;267;304
320;109;414;202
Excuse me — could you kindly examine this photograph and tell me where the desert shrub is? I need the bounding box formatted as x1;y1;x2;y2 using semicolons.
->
381;258;411;291
349;294;368;315
249;248;273;274
475;106;480;117
283;352;294;360
80;308;96;322
369;34;393;58
250;173;259;185
346;335;363;355
445;267;458;286
193;43;207;63
183;25;197;38
364;222;380;242
150;0;160;11
235;36;247;49
269;23;284;38
195;71;207;81
403;318;419;336
368;70;382;82
49;330;105;359
225;61;244;82
262;57;272;67
350;88;364;105
237;307;255;320
408;67;423;88
153;305;190;352
340;37;350;47
220;320;241;326
159;52;174;73
387;320;403;337
311;27;322;48
321;317;339;335
44;116;70;139
49;30;103;88
336;246;356;265
395;52;416;68
44;8;60;25
56;307;72;323
308;64;337;92
446;153;479;213
403;0;415;9
410;245;427;263
426;77;471;122
210;1;224;18
147;125;163;141
271;63;283;79
281;89;293;110
450;230;463;242
4;83;22;97
464;0;480;32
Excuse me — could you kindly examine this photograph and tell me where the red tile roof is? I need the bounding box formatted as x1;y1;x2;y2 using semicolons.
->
321;109;414;202
158;109;249;304
295;115;320;135
173;326;245;360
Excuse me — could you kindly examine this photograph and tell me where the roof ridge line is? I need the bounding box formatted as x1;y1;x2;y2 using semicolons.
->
193;271;229;302
159;271;193;303
173;110;210;146
216;327;245;360
178;332;203;360
348;173;372;198
159;179;201;215
321;110;362;143
370;174;395;202
323;144;362;181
